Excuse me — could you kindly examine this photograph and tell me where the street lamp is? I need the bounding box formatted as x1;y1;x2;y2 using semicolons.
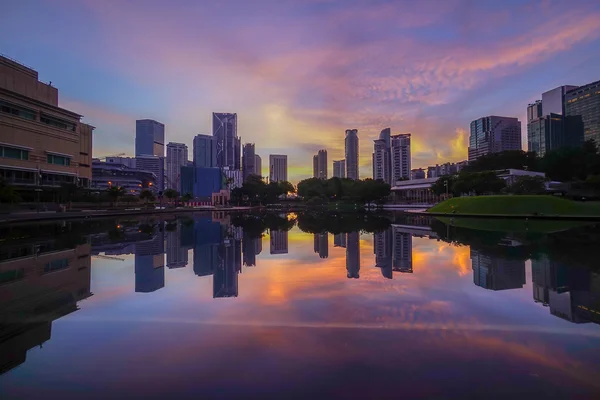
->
444;179;449;198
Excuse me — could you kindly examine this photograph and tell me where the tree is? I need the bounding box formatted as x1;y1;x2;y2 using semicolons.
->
164;188;179;206
278;180;295;195
181;193;193;203
139;189;156;206
107;186;126;207
297;178;325;199
464;150;539;173
506;176;547;195
430;175;456;197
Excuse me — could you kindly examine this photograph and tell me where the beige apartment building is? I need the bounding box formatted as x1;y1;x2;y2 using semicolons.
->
0;55;94;197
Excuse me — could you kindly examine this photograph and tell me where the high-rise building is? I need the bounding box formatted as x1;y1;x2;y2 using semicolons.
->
269;154;287;183
242;143;256;181
345;129;359;180
527;85;584;156
313;233;328;258
391;133;411;183
255;154;262;178
374;228;393;279
392;227;412;273
0;55;94;192
542;85;578;116
411;168;425;180
346;232;360;278
527;113;584;157
136;155;165;191
134;232;165;293
566;80;600;144
373;128;392;184
213;239;240;298
313;149;327;179
136;119;165;157
166;142;188;192
193;134;217;168
212;112;240;170
527;100;543;123
468;116;521;161
333;160;346;178
270;230;288;254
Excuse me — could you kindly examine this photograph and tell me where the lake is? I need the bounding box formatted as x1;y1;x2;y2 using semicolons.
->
1;212;599;399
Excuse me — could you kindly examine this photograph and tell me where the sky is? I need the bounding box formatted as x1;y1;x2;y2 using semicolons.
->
1;0;600;183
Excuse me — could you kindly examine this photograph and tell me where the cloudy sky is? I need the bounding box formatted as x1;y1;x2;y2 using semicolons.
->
2;0;600;182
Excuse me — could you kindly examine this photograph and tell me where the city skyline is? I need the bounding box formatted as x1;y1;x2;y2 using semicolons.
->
3;1;600;183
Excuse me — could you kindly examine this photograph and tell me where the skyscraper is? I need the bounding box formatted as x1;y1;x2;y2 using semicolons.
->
136;119;165;157
333;160;346;178
391;133;411;183
269;154;287;183
166;142;188;192
212;112;240;170
345;129;359;180
242;143;256;181
193;134;217;168
313;149;327;179
213;240;239;298
471;249;526;291
566;80;600;144
166;224;188;269
255;154;262;178
373;128;391;184
392;226;412;273
527;85;584;156
468;116;521;161
374;228;393;279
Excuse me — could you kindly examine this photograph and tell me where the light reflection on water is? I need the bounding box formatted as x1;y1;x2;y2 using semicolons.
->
1;213;599;399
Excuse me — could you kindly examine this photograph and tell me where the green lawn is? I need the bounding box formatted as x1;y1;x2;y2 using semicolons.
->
427;195;600;217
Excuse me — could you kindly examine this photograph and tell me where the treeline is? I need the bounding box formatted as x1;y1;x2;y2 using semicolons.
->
230;174;294;206
296;177;391;204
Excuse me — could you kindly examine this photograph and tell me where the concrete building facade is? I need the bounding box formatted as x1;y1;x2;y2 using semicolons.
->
166;142;188;192
391;133;411;183
333;159;345;178
269;154;287;183
212;112;240;170
566;80;600;144
136;155;165;192
242;143;256;181
373;128;391;184
0;55;94;195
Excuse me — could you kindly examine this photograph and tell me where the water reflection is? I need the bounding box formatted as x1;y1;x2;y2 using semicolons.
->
1;212;600;396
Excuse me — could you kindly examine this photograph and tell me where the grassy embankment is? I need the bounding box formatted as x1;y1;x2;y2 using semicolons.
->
427;195;600;217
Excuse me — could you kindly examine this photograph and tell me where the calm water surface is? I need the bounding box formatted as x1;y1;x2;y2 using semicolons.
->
1;212;599;399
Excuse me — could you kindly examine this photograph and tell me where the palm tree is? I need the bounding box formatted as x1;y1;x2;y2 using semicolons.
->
139;189;155;208
107;186;126;207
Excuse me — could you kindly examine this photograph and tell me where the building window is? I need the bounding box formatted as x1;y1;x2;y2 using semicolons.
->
44;258;69;273
0;100;36;120
47;154;71;166
0;268;25;284
40;113;76;131
0;145;29;160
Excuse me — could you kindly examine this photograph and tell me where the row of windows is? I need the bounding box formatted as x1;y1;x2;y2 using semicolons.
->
40;113;76;132
44;258;69;273
47;154;71;166
0;99;36;120
0;269;25;284
0;145;29;160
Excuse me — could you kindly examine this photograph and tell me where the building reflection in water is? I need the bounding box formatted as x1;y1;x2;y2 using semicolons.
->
373;226;413;279
532;255;600;324
333;233;346;248
270;230;288;254
346;232;360;279
470;249;525;291
0;242;92;375
135;229;165;293
313;233;328;259
242;232;262;267
166;223;188;269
